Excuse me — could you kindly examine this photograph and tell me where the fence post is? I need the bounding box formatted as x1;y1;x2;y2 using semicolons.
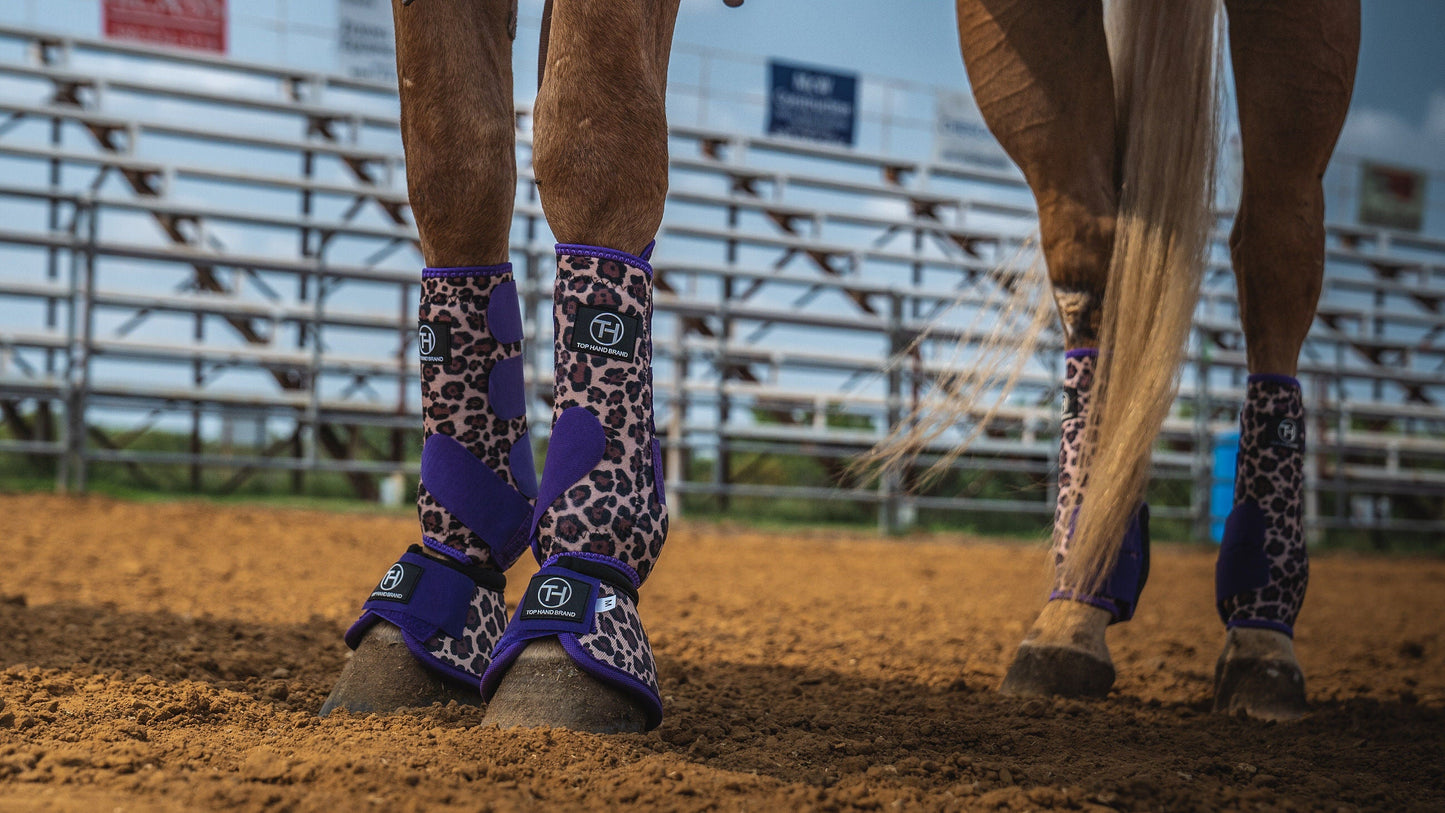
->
71;199;98;494
879;290;904;534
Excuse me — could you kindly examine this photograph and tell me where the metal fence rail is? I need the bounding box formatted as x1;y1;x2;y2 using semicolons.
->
0;26;1441;542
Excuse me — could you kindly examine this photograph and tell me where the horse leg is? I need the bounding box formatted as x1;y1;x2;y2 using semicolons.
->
322;0;531;715
1214;0;1358;720
956;0;1130;697
479;0;681;733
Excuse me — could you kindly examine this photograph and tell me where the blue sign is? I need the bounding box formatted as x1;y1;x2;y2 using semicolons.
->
766;61;858;147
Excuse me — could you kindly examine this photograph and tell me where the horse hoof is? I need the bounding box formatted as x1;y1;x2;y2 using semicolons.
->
482;638;647;733
999;643;1116;698
319;621;480;716
1212;656;1308;721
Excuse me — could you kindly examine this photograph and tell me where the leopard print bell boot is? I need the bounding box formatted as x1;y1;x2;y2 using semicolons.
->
481;243;667;730
1216;374;1308;635
345;264;537;686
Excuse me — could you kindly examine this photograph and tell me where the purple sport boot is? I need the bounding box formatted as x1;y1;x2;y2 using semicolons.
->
1000;348;1150;698
321;264;536;715
1213;374;1310;719
481;242;667;732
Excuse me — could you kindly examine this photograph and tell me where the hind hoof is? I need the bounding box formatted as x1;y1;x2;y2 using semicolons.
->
319;621;480;716
482;638;647;733
1000;644;1116;698
1213;656;1308;721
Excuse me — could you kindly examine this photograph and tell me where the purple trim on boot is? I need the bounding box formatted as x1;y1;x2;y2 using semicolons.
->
1064;347;1099;360
421;434;533;566
1226;618;1295;638
421;535;470;564
639;240;656;261
487;355;528;422
487;279;525;345
540;551;642;589
422;263;513;279
558;634;664;728
509;432;538;500
1047;590;1120;618
555;243;654;278
1246;373;1301;389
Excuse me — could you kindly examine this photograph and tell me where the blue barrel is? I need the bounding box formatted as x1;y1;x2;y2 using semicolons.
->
1209;432;1240;543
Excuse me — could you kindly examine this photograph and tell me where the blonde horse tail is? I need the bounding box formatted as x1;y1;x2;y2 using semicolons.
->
1060;0;1224;597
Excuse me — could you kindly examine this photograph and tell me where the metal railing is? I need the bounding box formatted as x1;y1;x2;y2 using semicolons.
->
0;25;1441;542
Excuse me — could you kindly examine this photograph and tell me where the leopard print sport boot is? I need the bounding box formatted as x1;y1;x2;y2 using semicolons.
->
1214;374;1310;719
481;242;667;732
323;264;536;714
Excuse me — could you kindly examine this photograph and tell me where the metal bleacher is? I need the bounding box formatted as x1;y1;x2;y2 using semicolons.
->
0;25;1440;543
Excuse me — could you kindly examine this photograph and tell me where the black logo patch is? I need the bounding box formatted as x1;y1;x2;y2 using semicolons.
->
1265;416;1304;451
1062;386;1083;422
369;561;422;603
418;321;452;365
568;306;639;362
521;573;592;624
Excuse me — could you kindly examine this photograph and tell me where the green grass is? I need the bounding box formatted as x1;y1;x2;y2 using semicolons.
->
3;414;1440;552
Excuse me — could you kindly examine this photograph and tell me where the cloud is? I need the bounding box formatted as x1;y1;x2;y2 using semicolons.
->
1336;91;1445;172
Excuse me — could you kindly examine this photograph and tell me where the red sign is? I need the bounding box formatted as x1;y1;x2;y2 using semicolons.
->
103;0;227;54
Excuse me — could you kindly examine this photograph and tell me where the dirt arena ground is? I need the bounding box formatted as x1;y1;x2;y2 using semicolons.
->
0;494;1441;811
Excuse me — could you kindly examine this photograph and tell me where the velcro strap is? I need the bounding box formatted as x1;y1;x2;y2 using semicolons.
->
508;566;602;637
531;406;607;538
358;547;487;640
1053;504;1151;624
422;433;532;564
553;555;640;604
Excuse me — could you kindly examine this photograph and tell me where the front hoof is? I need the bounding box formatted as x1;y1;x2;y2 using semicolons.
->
319;621;480;716
1212;656;1308;721
1000;643;1116;698
482;638;647;733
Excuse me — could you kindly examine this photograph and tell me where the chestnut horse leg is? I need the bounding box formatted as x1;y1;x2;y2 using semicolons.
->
956;0;1123;697
479;0;682;733
1214;0;1359;720
322;0;526;715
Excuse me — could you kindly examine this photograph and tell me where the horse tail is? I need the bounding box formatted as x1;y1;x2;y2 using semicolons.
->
1061;0;1224;597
